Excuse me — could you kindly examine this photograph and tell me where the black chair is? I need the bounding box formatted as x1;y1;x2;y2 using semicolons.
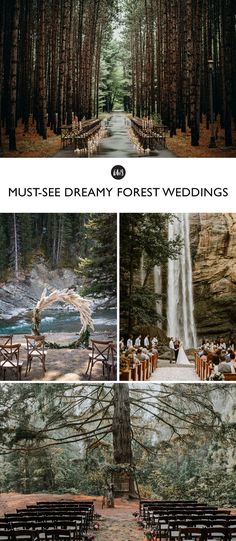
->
178;528;206;541
204;527;228;541
13;530;39;541
0;533;14;541
43;529;72;541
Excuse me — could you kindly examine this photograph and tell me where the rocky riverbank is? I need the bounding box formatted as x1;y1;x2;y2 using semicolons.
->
0;259;115;324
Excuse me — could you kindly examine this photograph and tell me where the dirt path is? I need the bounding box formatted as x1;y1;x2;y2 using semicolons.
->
96;514;144;541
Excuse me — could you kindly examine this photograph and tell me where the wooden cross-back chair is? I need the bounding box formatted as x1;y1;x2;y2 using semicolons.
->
0;335;13;349
85;340;113;380
106;343;117;380
0;342;22;380
24;335;47;376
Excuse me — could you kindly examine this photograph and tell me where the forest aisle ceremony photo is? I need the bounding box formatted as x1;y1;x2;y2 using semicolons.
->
120;213;236;382
0;383;236;541
0;0;236;158
0;213;117;382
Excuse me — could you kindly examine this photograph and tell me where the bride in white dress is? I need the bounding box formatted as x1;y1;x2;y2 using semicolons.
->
176;341;191;365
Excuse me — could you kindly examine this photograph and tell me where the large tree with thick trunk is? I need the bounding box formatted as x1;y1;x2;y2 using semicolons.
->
0;383;229;498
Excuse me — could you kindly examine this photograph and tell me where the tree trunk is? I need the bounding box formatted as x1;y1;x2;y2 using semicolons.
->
37;0;47;139
221;0;233;146
112;384;137;498
0;0;5;155
9;0;20;151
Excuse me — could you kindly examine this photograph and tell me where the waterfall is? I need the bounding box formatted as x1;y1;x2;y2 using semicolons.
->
167;214;197;348
153;266;162;327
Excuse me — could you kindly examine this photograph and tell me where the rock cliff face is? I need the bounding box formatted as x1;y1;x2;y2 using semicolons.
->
190;213;236;340
0;259;79;320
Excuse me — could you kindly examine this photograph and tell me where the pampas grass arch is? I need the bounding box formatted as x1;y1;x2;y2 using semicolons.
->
32;288;94;338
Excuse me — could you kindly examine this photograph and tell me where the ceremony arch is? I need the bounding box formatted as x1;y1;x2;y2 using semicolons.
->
32;288;94;337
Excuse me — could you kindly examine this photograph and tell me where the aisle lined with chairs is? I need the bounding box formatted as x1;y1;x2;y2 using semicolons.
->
0;499;95;541
137;499;236;541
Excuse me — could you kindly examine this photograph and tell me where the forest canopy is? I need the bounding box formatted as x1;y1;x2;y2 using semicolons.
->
0;213;117;300
0;383;235;505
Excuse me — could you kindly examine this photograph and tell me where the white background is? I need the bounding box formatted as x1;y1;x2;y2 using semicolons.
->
0;157;235;213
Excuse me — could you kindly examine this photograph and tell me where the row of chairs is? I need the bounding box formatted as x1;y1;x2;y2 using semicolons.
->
1;500;94;541
0;335;46;380
139;499;235;541
0;335;117;381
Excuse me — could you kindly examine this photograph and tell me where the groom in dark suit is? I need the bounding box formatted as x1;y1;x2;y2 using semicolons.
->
174;339;180;362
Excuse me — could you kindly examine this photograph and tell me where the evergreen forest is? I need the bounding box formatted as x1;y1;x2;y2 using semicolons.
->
0;383;235;506
0;0;235;152
0;213;117;300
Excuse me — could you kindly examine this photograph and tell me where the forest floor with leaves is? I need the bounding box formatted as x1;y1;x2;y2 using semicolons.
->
2;122;61;157
166;121;236;157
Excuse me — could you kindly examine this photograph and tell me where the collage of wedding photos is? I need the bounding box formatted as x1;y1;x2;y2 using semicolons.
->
0;1;236;541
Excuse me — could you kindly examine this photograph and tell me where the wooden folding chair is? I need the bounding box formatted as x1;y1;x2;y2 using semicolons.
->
105;344;117;380
85;340;113;379
24;335;47;376
0;335;13;352
0;343;22;380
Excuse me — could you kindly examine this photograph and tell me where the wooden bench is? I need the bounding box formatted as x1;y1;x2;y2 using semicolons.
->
195;353;212;380
223;373;236;381
61;119;101;151
131;117;168;150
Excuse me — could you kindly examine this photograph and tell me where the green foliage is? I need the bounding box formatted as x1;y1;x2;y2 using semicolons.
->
0;384;235;505
0;214;116;308
99;39;131;111
77;214;117;299
120;214;183;334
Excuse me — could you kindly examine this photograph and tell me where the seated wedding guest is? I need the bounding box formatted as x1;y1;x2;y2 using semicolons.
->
218;356;235;374
207;351;214;363
199;347;208;358
127;335;133;349
142;347;152;359
144;334;150;348
228;339;235;351
208;356;224;380
219;337;227;350
230;352;236;370
212;340;219;352
136;348;149;361
210;355;220;373
135;335;142;347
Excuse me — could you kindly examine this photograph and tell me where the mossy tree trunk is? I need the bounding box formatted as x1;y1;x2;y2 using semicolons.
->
112;384;138;498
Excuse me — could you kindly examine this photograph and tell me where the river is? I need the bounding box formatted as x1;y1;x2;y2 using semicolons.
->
0;308;117;336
